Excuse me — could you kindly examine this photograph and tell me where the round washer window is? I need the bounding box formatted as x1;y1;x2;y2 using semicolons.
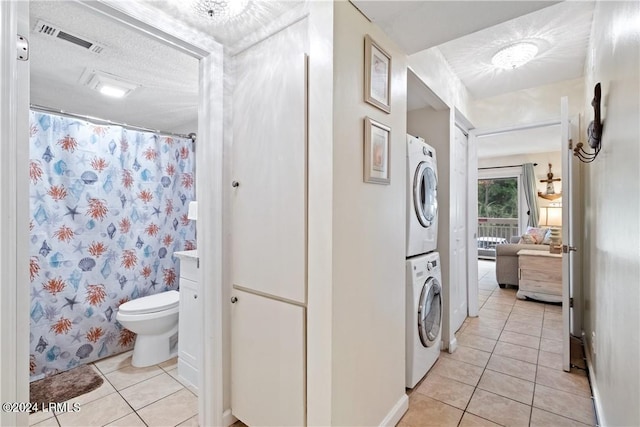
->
418;277;442;348
413;162;438;228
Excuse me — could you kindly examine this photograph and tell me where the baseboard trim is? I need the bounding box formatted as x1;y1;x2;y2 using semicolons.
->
448;337;458;353
583;334;604;426
223;408;237;427
379;393;409;427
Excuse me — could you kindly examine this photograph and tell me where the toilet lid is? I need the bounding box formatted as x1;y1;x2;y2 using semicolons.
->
118;290;179;315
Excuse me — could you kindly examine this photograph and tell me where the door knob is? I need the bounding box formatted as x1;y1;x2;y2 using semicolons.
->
231;296;238;303
231;181;240;188
562;245;578;253
194;294;198;299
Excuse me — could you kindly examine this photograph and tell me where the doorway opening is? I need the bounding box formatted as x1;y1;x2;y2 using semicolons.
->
477;176;519;259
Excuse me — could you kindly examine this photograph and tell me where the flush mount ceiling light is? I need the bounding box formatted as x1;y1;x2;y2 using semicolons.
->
194;0;250;22
491;42;539;70
84;71;138;99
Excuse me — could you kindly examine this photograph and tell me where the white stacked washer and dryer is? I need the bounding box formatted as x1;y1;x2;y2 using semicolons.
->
405;134;443;389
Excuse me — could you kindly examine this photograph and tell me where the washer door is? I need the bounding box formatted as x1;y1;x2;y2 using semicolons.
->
413;162;438;228
418;277;442;348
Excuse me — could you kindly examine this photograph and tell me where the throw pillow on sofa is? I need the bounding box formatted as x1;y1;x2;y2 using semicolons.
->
518;227;550;244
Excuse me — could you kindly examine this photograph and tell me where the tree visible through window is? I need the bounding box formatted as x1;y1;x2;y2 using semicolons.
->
478;178;518;218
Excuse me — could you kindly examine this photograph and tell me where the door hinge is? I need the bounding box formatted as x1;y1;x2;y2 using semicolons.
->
570;297;574;308
17;34;29;61
568;138;573;150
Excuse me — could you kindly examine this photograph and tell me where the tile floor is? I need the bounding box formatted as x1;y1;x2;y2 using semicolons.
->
30;260;595;427
29;352;198;427
399;260;596;427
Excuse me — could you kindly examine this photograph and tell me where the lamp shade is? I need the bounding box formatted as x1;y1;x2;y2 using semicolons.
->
539;206;562;227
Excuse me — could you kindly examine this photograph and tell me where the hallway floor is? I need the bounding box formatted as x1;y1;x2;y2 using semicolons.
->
28;353;198;427
398;260;596;427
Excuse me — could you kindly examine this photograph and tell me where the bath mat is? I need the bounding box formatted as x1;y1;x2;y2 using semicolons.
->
29;364;103;411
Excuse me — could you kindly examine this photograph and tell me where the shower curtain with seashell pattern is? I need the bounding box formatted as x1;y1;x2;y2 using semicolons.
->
28;111;196;381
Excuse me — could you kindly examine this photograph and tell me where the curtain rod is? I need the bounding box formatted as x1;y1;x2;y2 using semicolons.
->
478;162;538;170
30;104;196;141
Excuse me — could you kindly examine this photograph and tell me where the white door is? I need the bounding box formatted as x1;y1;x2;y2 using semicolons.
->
451;127;468;333
231;290;305;427
560;97;574;372
230;20;307;304
230;18;308;425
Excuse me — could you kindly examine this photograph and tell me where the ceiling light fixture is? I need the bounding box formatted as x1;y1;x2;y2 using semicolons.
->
194;0;249;22
84;71;138;99
491;42;538;70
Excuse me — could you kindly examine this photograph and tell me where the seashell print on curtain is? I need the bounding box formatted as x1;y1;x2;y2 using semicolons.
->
28;111;196;381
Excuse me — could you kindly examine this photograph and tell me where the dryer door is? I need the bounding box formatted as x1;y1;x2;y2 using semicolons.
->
418;277;442;348
413;162;438;228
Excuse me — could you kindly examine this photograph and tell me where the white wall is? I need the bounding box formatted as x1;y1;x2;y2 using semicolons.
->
330;2;408;425
581;1;640;426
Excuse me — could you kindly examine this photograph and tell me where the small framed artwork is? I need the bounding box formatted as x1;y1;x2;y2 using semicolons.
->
364;117;391;185
364;35;392;113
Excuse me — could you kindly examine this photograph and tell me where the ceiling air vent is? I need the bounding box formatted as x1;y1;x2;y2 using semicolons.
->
34;20;105;54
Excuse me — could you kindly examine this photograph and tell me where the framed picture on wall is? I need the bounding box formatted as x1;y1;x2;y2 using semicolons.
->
364;117;391;185
364;35;392;113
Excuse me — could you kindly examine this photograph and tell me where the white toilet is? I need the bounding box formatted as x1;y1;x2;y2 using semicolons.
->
116;290;180;367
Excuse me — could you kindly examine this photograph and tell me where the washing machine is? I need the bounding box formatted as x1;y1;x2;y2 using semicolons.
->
406;251;442;389
406;134;438;258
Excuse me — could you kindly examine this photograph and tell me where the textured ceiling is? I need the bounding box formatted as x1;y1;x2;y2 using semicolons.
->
436;1;595;99
30;1;200;134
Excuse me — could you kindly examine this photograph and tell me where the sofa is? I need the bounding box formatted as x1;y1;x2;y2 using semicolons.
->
495;236;550;288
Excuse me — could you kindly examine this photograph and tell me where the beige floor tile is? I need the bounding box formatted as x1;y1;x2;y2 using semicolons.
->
29;409;56;425
119;371;185;410
477;308;510;321
486;296;515;307
530;407;592;426
477;369;535;405
30;416;59;427
480;302;512;314
542;327;563;341
458;412;501;426
494;341;539;364
486;354;537;382
543;318;563;331
510;306;545;318
430;357;485;386
462;324;503;341
538;350;563;370
533;384;595;425
540;337;563;354
509;313;543;326
56;392;132;426
457;332;497;353
503;319;542;337
514;300;545;312
467;389;531;427
468;316;507;330
93;351;133;375
398;394;463;427
543;311;562;322
166;367;199;395
499;330;540;349
137;389;198;426
105;413;147;427
545;304;562;313
415;373;475;410
104;364;164;390
177;415;200;426
536;366;591;397
442;345;491;367
158;356;178;372
479;289;493;297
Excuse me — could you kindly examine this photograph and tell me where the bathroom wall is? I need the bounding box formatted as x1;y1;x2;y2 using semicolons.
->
28;111;196;380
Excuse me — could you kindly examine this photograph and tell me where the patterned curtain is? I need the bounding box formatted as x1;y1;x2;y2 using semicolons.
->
522;163;539;227
28;111;196;381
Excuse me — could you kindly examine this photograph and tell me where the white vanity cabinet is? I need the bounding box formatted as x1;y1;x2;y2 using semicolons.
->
175;250;199;393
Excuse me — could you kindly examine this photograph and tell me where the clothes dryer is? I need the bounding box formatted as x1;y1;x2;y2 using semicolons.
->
406;251;442;388
406;134;438;257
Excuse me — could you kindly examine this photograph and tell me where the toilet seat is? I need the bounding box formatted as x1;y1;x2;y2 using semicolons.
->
118;290;179;315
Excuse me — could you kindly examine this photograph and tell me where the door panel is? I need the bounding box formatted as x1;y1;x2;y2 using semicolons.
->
451;127;468;333
231;19;308;304
231;289;305;426
560;97;572;371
